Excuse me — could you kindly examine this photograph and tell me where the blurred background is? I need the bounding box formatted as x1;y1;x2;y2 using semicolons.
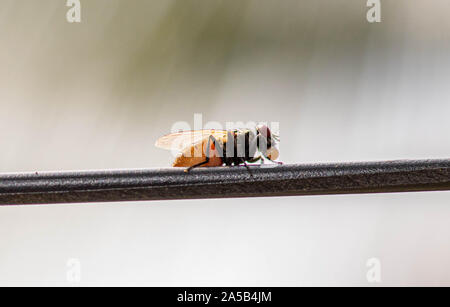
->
1;0;450;286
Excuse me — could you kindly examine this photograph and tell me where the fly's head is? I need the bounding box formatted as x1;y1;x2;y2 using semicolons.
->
256;124;279;160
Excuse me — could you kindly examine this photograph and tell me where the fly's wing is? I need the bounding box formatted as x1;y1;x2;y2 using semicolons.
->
155;130;229;152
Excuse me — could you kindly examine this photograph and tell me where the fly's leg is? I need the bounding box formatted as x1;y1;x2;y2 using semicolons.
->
247;155;261;163
263;155;283;165
243;161;254;178
243;155;261;178
185;135;224;172
269;158;283;165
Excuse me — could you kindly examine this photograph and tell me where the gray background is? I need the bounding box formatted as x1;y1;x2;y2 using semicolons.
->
1;0;449;286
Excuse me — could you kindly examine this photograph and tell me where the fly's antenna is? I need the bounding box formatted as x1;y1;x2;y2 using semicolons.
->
272;133;280;142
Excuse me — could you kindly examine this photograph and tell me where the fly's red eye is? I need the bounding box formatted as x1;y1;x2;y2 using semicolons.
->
257;124;271;139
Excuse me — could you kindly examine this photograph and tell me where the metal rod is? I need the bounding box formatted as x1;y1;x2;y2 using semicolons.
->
1;159;450;205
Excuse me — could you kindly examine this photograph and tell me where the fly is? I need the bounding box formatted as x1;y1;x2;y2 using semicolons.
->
155;124;281;173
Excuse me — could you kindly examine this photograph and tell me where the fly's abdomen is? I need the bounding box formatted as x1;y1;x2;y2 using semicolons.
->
172;137;224;167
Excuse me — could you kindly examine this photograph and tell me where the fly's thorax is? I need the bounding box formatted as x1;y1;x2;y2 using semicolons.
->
256;134;271;155
224;129;257;159
246;130;258;158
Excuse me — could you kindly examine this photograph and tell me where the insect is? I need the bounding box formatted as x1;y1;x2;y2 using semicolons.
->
155;125;281;172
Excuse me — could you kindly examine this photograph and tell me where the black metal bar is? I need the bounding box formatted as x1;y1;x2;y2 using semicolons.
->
1;159;450;205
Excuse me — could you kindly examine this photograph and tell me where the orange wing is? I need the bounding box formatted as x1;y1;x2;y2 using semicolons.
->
155;129;229;152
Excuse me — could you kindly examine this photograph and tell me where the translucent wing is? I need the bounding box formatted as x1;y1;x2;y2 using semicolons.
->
155;130;229;151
